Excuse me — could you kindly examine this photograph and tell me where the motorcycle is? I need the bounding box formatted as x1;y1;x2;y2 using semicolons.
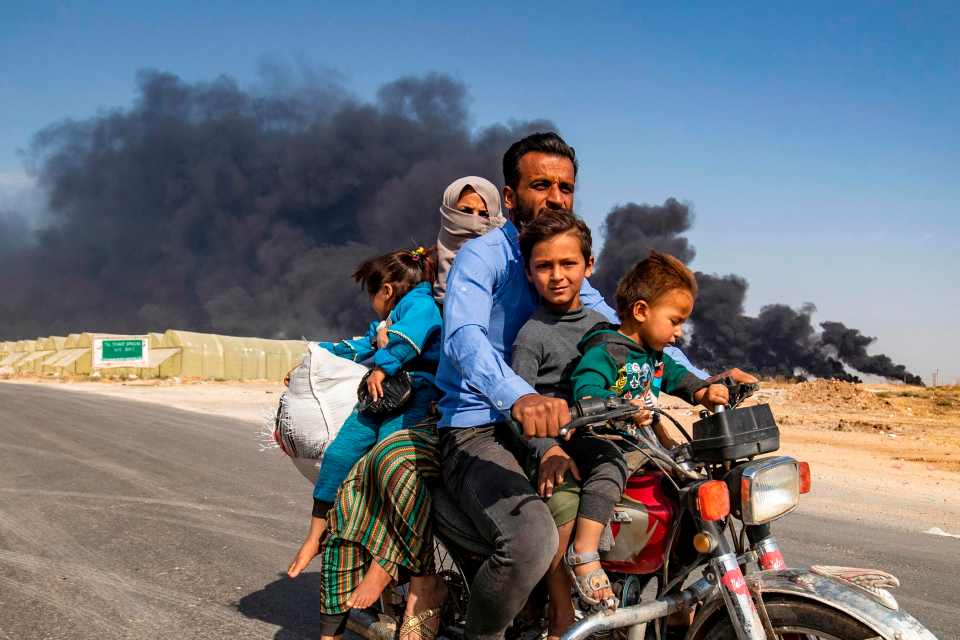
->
357;380;938;640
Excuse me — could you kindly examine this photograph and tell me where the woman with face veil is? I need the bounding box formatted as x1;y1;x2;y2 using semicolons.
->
286;177;503;640
434;176;505;303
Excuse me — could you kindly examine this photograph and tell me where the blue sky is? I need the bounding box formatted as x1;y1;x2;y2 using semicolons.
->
1;1;957;383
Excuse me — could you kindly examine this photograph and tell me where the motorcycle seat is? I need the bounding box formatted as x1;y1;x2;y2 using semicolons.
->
430;483;495;557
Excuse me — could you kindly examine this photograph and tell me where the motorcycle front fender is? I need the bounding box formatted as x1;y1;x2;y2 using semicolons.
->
685;568;937;640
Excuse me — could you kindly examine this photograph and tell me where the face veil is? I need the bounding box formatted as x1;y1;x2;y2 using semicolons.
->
435;176;506;302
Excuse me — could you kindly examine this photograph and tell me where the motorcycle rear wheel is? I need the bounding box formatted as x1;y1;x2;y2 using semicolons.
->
434;537;472;631
702;597;874;640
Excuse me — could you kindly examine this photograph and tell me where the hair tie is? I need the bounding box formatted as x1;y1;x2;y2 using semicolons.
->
410;246;427;263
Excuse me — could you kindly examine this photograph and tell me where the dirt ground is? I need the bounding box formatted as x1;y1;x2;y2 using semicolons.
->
4;376;960;534
660;380;960;534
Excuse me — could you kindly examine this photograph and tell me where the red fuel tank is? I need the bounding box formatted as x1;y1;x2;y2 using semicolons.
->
600;471;675;574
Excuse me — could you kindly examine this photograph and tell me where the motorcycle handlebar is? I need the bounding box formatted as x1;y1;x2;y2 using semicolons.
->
507;377;758;440
508;400;702;482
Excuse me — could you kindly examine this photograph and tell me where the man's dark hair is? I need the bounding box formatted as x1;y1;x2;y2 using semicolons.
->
502;132;578;190
615;251;698;320
519;209;592;268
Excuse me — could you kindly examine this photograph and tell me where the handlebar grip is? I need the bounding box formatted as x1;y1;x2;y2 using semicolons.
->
506;419;525;441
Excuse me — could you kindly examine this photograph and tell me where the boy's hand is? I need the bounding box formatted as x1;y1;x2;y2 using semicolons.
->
695;384;729;410
706;368;759;385
366;368;386;401
538;445;580;498
628;398;654;426
512;394;572;438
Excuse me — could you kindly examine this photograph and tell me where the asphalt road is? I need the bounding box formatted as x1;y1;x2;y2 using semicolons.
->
0;384;955;639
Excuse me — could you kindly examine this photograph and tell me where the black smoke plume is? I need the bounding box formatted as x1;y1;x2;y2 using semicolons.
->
820;321;923;385
592;200;919;383
1;68;921;384
591;198;695;297
0;69;550;340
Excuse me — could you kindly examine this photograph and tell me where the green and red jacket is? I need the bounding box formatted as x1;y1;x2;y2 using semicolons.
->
571;322;708;408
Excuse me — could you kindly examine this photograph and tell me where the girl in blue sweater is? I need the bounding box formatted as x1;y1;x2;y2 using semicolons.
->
306;246;442;525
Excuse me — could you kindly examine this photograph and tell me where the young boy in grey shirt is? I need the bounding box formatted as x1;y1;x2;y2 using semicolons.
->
510;210;630;632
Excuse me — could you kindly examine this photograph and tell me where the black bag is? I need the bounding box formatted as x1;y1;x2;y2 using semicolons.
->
357;370;413;417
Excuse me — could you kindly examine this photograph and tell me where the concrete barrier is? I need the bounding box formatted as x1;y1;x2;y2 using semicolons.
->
5;329;309;382
137;332;178;379
160;330;223;379
16;336;65;375
0;341;27;372
46;333;92;375
160;330;307;381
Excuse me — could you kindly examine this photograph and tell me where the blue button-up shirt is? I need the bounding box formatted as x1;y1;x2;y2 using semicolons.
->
436;220;707;428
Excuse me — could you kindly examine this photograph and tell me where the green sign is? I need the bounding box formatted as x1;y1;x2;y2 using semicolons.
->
101;339;144;361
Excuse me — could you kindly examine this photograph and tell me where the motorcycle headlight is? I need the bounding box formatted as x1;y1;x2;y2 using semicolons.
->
738;456;800;525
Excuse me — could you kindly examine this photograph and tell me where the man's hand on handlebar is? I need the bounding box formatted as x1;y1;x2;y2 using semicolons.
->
512;394;571;438
695;383;729;410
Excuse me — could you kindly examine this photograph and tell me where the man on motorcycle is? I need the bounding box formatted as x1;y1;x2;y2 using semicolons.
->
434;131;708;640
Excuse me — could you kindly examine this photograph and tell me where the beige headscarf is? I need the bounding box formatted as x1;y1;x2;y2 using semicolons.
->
434;176;506;303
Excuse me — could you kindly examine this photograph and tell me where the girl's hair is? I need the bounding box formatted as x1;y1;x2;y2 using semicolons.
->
353;246;438;302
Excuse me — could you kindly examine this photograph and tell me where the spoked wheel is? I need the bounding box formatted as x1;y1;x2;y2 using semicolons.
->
433;537;472;634
703;598;875;640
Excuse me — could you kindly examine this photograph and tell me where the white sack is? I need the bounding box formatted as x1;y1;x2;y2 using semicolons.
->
275;342;367;483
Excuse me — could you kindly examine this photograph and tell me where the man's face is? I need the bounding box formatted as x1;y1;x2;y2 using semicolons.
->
503;152;575;229
525;231;594;312
635;288;694;352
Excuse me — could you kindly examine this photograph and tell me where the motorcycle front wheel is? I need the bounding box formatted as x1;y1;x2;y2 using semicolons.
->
703;597;874;640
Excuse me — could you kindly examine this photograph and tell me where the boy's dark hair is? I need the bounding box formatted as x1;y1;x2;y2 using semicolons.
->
502;132;578;190
519;209;593;268
354;246;437;301
615;251;698;319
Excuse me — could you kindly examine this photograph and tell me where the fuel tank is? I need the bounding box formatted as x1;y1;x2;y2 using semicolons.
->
601;471;675;574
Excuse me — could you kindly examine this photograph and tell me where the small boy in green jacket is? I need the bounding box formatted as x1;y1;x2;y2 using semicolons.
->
572;250;727;416
563;251;728;611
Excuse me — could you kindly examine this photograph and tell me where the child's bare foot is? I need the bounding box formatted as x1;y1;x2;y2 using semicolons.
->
287;517;327;578
347;561;392;609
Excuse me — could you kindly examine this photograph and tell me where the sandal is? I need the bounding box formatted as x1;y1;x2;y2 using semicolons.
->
398;607;442;640
563;545;619;611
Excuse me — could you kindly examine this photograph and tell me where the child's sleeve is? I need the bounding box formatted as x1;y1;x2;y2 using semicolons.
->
372;294;442;376
510;325;560;458
510;324;543;389
661;353;710;404
571;346;619;401
317;321;378;362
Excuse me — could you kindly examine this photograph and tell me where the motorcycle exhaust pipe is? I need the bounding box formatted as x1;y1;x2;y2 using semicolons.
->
561;578;715;640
